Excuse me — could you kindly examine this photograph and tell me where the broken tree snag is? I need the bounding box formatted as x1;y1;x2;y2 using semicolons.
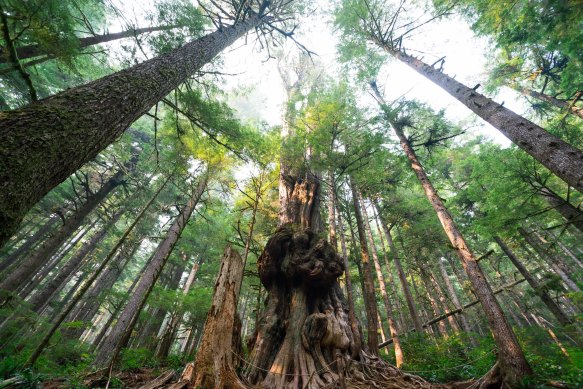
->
184;245;246;389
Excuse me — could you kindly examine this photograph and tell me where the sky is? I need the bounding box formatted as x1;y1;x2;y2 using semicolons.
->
109;0;530;147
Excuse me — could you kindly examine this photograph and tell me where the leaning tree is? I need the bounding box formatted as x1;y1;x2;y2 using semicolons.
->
0;0;300;247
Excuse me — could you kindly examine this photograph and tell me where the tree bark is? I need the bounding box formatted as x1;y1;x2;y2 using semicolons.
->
377;46;583;194
495;236;573;326
179;246;246;388
92;173;207;369
349;178;380;354
0;25;179;64
514;85;583;120
372;84;533;384
0;167;127;292
0;14;263;246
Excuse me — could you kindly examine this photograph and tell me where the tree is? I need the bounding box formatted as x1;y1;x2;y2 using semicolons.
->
92;170;209;368
335;0;583;194
371;83;532;386
0;0;293;247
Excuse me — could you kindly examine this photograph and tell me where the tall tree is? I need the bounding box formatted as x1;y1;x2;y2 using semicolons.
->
335;0;583;194
92;170;208;368
371;84;532;386
0;0;292;246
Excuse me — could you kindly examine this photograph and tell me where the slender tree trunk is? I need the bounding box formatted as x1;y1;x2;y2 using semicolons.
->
518;228;581;292
156;256;202;358
429;270;461;333
28;211;122;312
24;173;171;367
539;187;583;233
349;179;380;354
0;168;127;292
0;215;59;272
0;14;264;246
377;215;424;334
92;173;207;368
17;221;93;299
372;85;532;384
495;236;572;326
419;266;449;337
372;205;405;332
379;278;528;348
327;172;338;249
335;199;362;355
513;85;583;120
1;25;179;64
376;46;583;193
358;192;403;366
437;258;472;335
547;229;583;269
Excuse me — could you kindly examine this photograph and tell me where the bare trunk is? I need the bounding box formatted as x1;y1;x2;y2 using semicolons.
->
429;270;461;333
349;178;380;354
358;192;403;366
495;236;572;326
437;258;473;335
28;211;122;312
514;85;583;120
518;228;581;292
377;215;424;333
92;173;207;368
372;84;532;384
0;215;59;272
24;173;171;367
0;14;263;246
335;199;362;356
378;47;583;193
419;266;449;338
540;187;583;233
327;172;338;249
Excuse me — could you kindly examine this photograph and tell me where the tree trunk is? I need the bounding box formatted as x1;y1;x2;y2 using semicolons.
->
0;14;263;246
28;211;122;312
436;258;474;339
0;168;127;292
379;278;528;348
358;192;403;366
429;270;461;333
1;25;179;64
539;187;583;233
495;236;572;326
17;221;94;299
518;227;581;292
92;173;207;369
372;205;406;332
376;214;424;334
24;173;171;367
377;46;583;194
178;246;246;388
156;256;201;358
0;215;59;272
372;85;532;385
419;266;449;338
514;85;583;120
335;197;362;356
349;179;380;354
327;172;338;249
